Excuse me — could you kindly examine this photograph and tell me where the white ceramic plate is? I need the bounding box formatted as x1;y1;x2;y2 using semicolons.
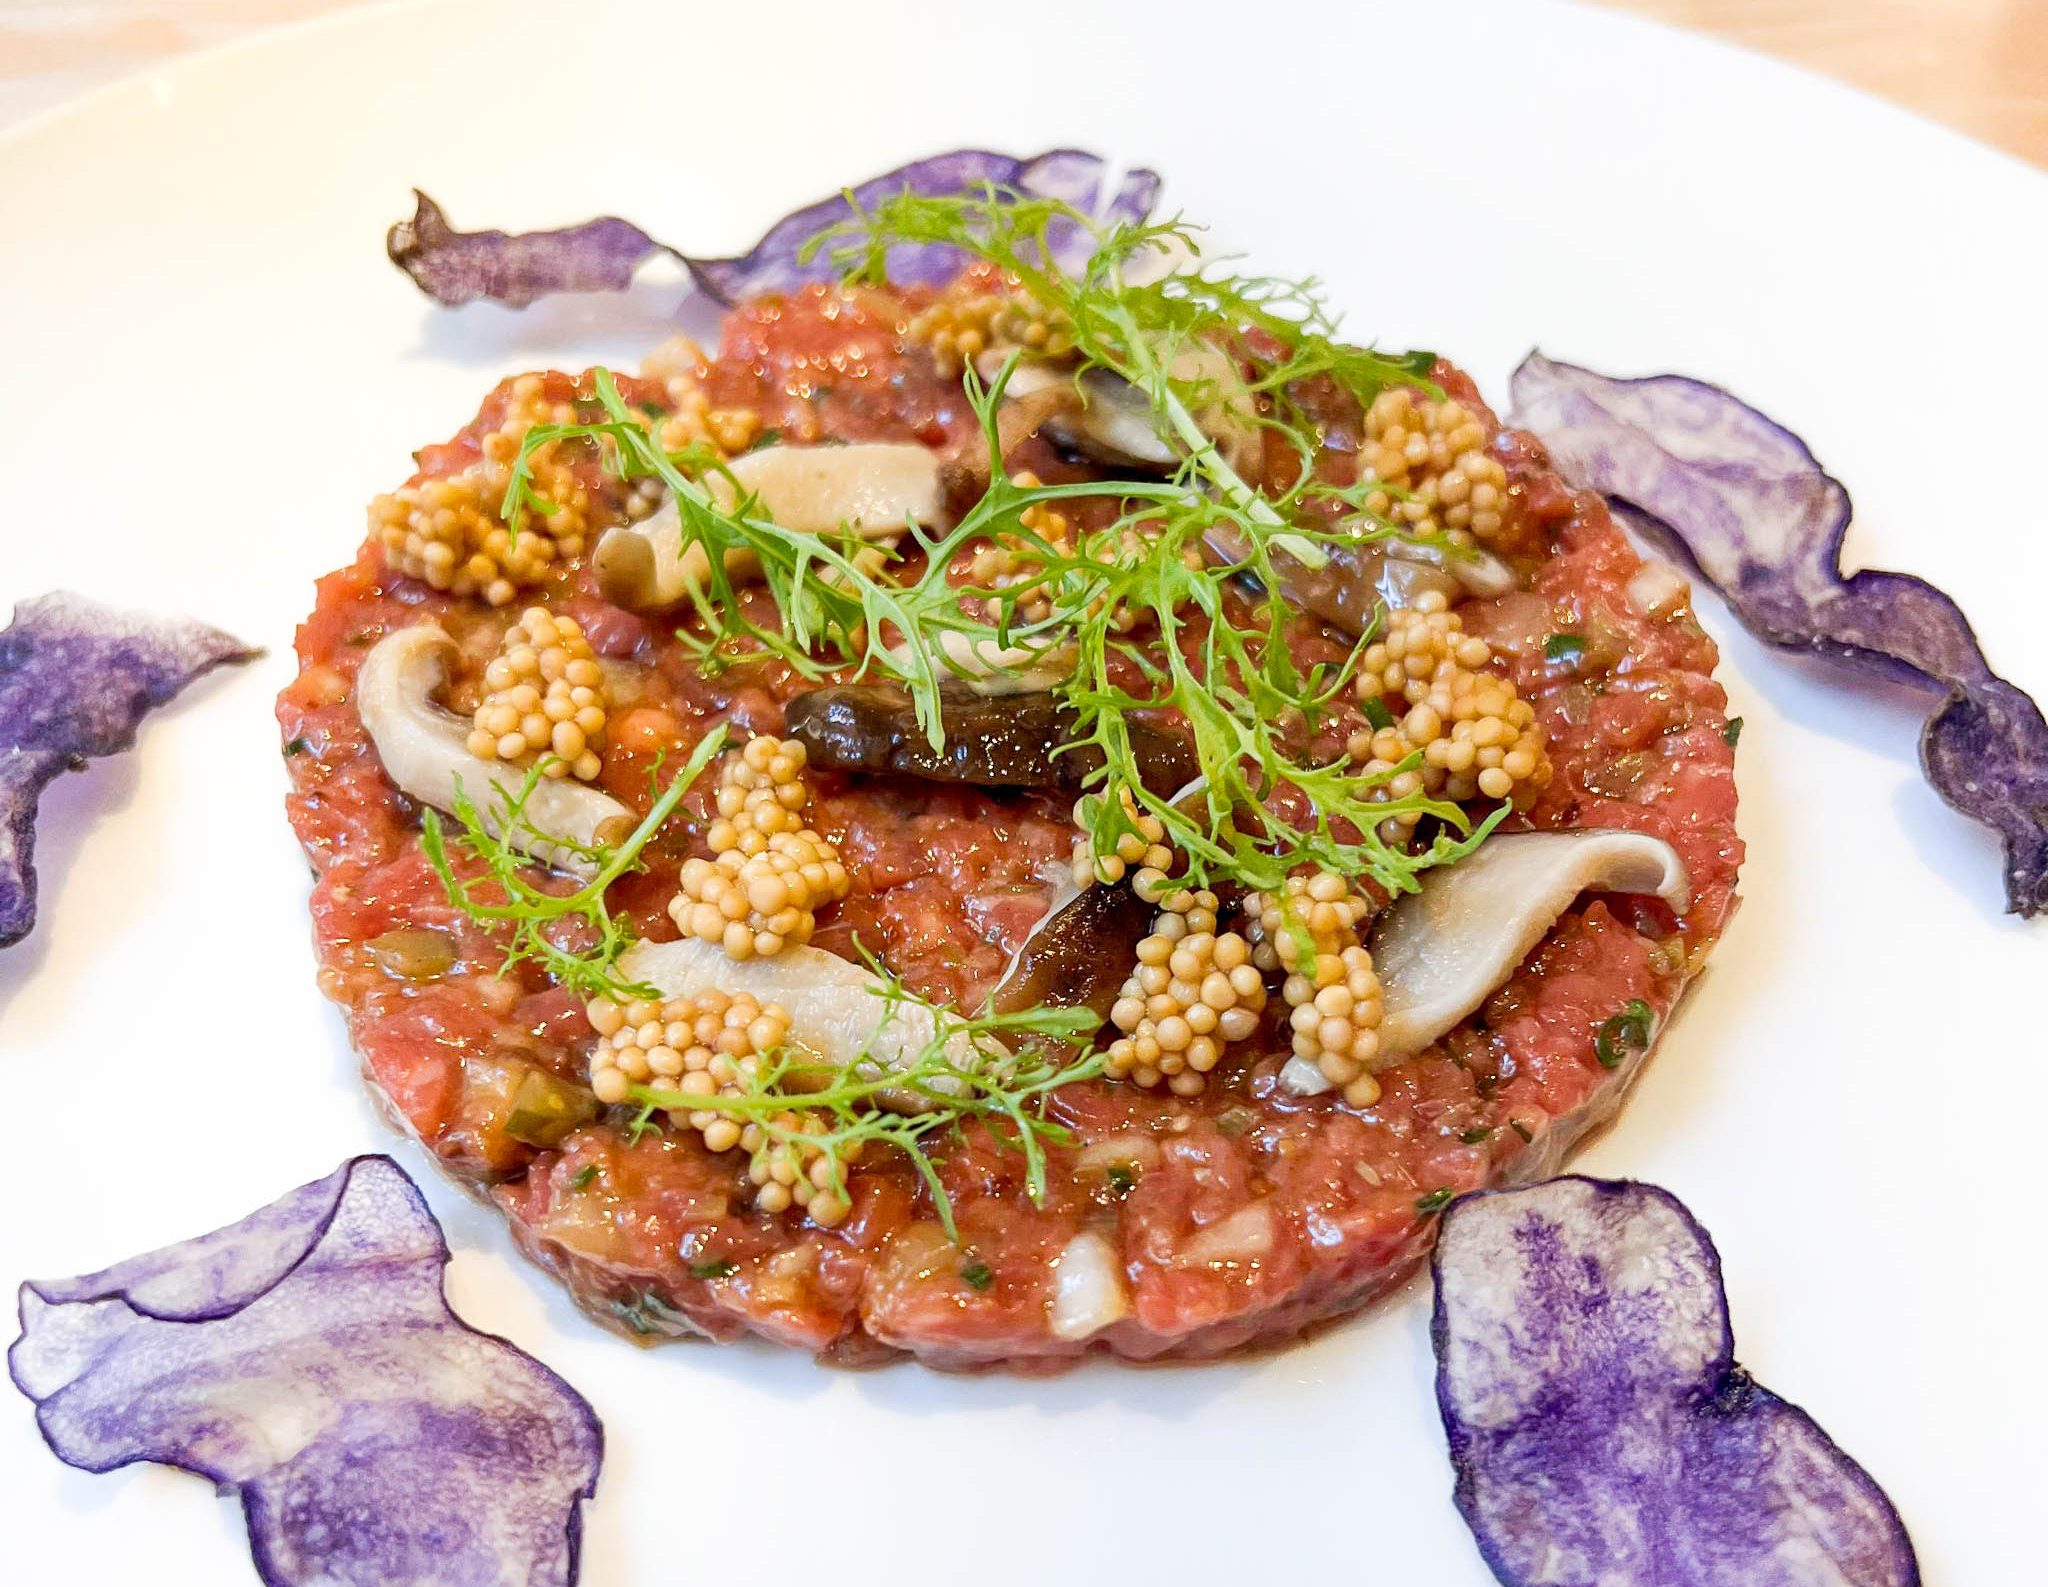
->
3;1;2043;1580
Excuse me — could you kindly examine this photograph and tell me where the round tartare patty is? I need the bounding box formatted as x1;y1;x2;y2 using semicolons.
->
279;279;1741;1367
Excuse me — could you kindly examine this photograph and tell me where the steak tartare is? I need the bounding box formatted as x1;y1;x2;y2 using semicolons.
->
280;178;1739;1369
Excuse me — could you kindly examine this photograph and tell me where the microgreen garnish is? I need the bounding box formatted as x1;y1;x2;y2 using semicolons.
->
1360;696;1396;732
1544;633;1587;664
1417;1188;1455;1214
1594;998;1657;1069
421;727;727;999
632;984;1101;1241
568;1165;600;1192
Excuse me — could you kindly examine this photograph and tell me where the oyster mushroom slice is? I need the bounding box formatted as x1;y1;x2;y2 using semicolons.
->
593;442;946;612
884;630;1076;695
995;345;1256;472
1280;830;1690;1097
615;936;976;1106
356;625;630;881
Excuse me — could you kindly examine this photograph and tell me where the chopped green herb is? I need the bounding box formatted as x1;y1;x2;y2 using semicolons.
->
1361;696;1396;732
1510;1119;1534;1143
1723;715;1744;747
1544;633;1587;664
1104;1164;1136;1196
283;736;309;756
960;1260;994;1291
568;1164;599;1192
1459;1126;1494;1145
689;1259;736;1281
1594;998;1657;1069
1416;1188;1455;1215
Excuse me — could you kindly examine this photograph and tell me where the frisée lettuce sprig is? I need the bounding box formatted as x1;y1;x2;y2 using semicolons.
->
497;189;1501;899
420;726;728;1000
630;979;1103;1240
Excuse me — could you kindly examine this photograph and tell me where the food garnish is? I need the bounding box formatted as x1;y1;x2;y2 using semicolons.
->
422;725;728;998
361;623;633;878
1511;350;2048;916
0;592;255;948
8;1155;603;1587
389;149;1160;311
616;942;1099;1237
1433;1177;1918;1587
1365;829;1688;1067
467;606;612;782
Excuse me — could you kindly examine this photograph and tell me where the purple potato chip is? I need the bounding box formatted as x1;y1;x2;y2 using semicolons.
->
0;592;257;948
388;147;1161;311
387;191;676;309
9;1155;602;1587
1508;352;2048;915
1432;1177;1918;1587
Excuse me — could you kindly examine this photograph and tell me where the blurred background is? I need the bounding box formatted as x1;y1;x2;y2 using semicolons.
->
2;0;2043;164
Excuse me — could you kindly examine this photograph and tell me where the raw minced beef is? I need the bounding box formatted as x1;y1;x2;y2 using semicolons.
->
278;280;1740;1368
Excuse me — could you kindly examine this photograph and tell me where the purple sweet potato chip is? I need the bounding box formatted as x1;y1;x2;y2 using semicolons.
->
9;1155;602;1587
1433;1177;1918;1587
389;147;1161;311
1509;352;2048;915
1;592;256;948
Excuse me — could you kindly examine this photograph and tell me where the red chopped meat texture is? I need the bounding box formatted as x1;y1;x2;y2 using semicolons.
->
278;290;1741;1366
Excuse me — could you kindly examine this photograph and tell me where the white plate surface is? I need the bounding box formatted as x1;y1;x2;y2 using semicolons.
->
2;1;2044;1581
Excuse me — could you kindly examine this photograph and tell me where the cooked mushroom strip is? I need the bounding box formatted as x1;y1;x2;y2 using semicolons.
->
357;625;631;881
995;343;1257;473
784;682;1201;794
984;879;1156;1020
1203;523;1517;639
883;630;1076;695
1281;830;1688;1095
616;937;976;1106
592;442;946;612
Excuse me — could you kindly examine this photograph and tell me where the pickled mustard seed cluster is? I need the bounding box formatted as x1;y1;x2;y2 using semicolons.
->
1248;872;1388;1104
466;608;611;782
372;374;599;606
1105;889;1268;1096
1072;783;1176;892
584;989;854;1227
1356;388;1512;549
1347;591;1551;819
585;988;789;1111
905;289;1071;377
670;735;850;961
638;337;762;455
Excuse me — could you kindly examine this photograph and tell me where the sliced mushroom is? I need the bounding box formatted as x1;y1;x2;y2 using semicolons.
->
1204;524;1517;639
883;630;1076;695
996;344;1257;473
784;683;1201;795
615;936;976;1105
357;625;630;881
984;878;1155;1020
593;442;946;612
1279;830;1690;1096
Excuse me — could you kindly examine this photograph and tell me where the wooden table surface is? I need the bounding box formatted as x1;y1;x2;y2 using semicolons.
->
2;0;2045;168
